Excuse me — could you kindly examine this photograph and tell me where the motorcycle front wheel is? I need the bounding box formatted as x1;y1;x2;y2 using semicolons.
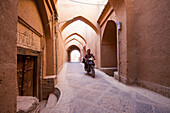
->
91;66;95;78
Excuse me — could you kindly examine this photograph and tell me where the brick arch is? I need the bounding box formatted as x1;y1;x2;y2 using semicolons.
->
64;33;87;44
60;16;99;35
65;38;84;47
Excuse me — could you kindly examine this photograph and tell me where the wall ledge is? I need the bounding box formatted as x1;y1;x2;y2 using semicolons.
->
137;80;170;98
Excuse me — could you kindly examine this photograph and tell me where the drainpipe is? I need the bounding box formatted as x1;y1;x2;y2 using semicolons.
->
118;30;121;82
117;22;122;82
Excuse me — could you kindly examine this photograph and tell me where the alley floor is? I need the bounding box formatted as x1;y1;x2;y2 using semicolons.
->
42;63;170;113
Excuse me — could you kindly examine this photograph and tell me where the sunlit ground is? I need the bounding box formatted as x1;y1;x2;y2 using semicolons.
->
71;50;80;62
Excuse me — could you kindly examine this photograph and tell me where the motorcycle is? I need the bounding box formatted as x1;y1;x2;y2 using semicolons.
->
86;57;95;78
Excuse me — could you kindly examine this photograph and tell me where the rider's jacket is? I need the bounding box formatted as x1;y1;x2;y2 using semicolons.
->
85;53;95;59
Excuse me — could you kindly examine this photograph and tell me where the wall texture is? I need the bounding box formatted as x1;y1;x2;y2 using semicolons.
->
101;21;117;67
107;0;170;97
103;0;128;82
18;0;43;35
0;0;18;112
57;28;67;73
134;0;170;96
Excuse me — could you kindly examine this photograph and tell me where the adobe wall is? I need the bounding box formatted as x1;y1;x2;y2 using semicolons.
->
43;1;57;76
134;0;170;96
57;28;67;73
0;0;18;112
18;0;43;35
107;0;128;82
18;0;46;77
101;21;117;67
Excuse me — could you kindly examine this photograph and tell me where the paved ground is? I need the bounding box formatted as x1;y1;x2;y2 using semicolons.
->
45;63;170;113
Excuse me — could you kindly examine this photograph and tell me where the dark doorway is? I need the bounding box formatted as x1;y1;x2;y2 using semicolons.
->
17;55;37;96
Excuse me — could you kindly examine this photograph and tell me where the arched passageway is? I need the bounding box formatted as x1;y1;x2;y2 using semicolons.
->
67;45;81;62
64;33;87;44
65;38;84;47
101;20;117;74
60;16;99;35
70;50;80;62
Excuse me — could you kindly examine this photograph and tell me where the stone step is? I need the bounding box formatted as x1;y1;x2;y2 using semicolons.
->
40;88;61;113
39;100;47;112
17;96;40;113
99;67;117;76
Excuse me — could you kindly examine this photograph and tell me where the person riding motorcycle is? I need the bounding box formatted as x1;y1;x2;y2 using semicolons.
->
83;49;95;71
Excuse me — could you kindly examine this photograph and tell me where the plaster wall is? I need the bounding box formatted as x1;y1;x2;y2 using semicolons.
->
104;0;128;79
57;30;67;73
100;11;117;39
18;0;43;35
85;26;98;64
41;0;57;76
18;0;58;100
38;0;59;100
17;0;56;76
95;34;101;67
0;0;18;112
101;21;117;67
134;0;170;96
46;27;56;76
18;0;47;77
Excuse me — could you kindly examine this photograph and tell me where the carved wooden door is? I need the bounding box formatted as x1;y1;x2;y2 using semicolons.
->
17;55;34;96
17;55;24;95
23;56;34;96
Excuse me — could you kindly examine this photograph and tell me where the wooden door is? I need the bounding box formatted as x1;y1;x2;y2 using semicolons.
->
23;56;34;96
17;55;35;96
17;55;24;95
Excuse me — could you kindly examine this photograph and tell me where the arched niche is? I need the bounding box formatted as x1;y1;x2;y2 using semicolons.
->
101;20;117;68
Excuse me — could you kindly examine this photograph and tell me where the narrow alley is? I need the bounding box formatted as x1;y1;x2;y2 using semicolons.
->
41;63;170;113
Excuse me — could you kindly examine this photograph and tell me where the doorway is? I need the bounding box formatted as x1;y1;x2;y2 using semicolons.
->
17;55;37;96
67;45;81;62
70;50;80;62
